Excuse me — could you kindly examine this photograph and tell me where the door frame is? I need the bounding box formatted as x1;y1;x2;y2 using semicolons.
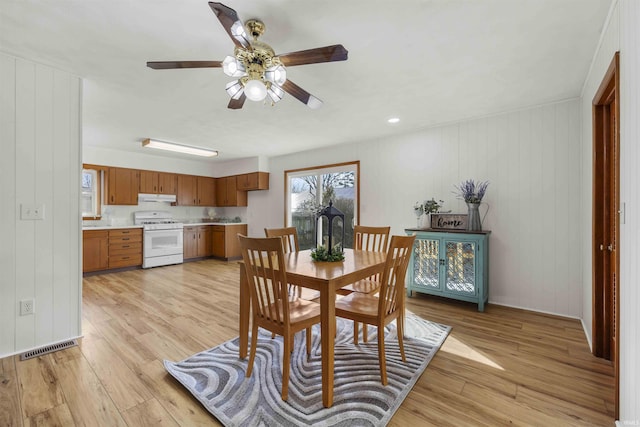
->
591;51;619;419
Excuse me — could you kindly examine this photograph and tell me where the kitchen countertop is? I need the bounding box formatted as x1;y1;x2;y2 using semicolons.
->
82;223;246;231
82;225;143;231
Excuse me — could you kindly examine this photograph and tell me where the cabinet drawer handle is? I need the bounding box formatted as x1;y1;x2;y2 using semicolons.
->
122;238;130;241
122;231;130;234
122;256;130;260
122;245;130;248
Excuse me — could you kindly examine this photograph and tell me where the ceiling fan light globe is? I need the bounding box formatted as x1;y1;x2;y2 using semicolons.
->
264;65;287;86
244;79;268;101
222;55;246;77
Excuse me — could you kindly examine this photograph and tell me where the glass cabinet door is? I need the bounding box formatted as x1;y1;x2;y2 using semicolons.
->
443;240;477;296
412;238;442;291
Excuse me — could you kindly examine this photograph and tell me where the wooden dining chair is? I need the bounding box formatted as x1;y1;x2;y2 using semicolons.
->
334;234;416;386
339;225;390;294
264;227;301;298
238;235;321;401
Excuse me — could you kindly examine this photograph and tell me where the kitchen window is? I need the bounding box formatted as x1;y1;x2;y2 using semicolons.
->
285;161;359;250
81;165;104;219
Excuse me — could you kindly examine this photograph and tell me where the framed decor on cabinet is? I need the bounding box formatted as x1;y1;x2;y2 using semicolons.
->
430;213;468;230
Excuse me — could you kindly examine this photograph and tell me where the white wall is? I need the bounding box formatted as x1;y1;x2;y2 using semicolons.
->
618;0;640;421
0;53;82;357
580;0;620;351
254;99;583;318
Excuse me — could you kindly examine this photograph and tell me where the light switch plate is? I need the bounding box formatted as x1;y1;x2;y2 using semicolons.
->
20;204;45;220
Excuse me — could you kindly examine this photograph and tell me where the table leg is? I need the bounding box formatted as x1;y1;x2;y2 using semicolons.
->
320;286;336;408
239;263;249;359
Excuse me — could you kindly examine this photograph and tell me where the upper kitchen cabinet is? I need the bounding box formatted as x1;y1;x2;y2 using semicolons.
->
177;174;198;205
105;167;139;205
139;170;177;195
197;177;217;206
177;175;216;206
236;172;269;191
216;176;247;207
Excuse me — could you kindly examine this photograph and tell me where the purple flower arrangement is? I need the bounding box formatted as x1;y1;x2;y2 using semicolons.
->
454;179;489;204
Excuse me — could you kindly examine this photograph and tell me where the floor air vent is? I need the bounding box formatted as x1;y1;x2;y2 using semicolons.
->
20;339;78;361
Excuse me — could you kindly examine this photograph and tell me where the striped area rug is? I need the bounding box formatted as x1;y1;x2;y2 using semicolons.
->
164;313;450;426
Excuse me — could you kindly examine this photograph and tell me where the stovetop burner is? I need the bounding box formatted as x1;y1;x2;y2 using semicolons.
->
134;210;183;229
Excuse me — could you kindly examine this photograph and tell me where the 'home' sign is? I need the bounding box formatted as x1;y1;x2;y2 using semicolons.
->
430;214;468;230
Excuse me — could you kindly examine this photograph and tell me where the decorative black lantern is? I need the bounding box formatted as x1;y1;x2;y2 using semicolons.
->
315;200;345;255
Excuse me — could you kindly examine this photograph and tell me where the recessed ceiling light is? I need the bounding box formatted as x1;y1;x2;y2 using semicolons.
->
387;117;400;124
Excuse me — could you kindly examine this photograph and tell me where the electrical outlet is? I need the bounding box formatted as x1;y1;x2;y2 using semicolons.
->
20;299;35;316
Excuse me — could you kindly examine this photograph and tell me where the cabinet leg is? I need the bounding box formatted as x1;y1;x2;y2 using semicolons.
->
406;289;413;298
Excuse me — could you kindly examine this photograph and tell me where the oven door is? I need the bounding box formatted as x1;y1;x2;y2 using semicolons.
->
144;228;184;258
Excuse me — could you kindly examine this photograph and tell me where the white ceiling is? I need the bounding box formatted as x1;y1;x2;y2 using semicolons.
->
0;0;612;163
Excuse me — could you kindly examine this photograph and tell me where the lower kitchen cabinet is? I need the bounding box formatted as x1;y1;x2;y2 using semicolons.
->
82;228;143;273
405;228;490;311
108;228;142;269
187;224;247;261
217;224;246;260
184;226;213;259
83;230;109;272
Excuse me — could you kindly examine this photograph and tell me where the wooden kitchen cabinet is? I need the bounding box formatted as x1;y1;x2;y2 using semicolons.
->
108;228;142;269
236;172;269;190
82;230;109;272
212;224;247;260
178;175;216;206
184;226;198;258
216;176;247;207
140;170;177;194
106;167;139;205
212;226;225;258
197;177;217;206
184;226;213;259
177;174;198;206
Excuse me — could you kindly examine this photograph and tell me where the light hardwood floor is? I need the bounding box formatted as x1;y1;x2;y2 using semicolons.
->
1;259;614;426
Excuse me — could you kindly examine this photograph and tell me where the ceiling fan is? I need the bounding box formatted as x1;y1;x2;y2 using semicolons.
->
147;2;348;110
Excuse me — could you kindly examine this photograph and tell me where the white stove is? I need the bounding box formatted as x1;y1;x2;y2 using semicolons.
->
134;211;184;268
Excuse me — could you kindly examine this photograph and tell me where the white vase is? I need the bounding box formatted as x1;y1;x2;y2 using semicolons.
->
423;213;432;229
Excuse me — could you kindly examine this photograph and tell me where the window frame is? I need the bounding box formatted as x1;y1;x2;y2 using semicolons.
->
284;161;360;248
81;164;106;220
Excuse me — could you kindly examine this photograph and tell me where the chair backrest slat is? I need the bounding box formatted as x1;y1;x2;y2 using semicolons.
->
239;235;290;327
378;235;416;317
264;227;300;254
353;225;390;252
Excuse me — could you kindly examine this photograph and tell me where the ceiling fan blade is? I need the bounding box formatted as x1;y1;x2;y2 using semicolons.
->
228;93;247;109
208;2;251;50
278;44;348;67
147;61;222;70
281;80;323;109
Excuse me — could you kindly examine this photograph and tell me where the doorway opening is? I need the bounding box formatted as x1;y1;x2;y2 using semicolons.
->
592;51;619;419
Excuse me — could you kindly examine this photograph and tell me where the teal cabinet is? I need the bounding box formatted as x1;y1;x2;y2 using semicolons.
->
405;229;490;311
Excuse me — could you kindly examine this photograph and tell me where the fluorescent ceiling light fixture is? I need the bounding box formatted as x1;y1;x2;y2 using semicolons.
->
387;117;400;124
142;139;218;157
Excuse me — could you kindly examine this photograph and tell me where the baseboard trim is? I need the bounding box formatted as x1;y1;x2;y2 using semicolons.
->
0;335;83;360
580;317;593;352
488;300;582;320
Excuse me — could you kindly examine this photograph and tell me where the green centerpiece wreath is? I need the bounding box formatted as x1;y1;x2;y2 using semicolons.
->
311;245;345;262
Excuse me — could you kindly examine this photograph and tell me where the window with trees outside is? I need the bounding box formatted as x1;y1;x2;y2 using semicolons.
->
81;166;103;219
285;161;359;250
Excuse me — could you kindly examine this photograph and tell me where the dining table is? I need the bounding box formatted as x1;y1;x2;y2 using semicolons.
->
238;248;387;408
